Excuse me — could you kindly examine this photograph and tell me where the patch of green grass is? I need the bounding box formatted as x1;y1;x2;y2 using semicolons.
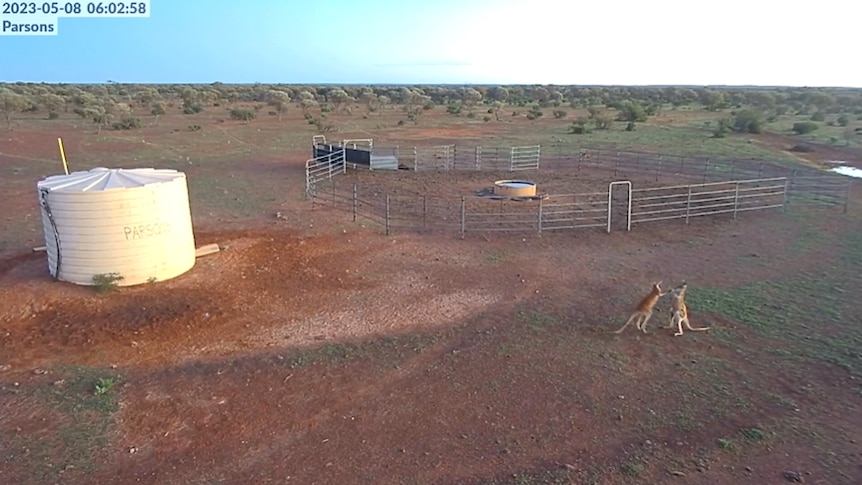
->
517;308;557;331
740;426;769;442
561;124;802;162
6;366;125;482
620;461;644;476
284;332;439;369
686;226;862;375
482;248;509;264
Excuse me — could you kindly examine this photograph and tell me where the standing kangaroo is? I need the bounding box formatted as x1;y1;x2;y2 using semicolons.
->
613;282;667;334
663;281;710;336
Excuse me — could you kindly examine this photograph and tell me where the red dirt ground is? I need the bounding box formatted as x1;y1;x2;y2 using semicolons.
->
2;110;862;485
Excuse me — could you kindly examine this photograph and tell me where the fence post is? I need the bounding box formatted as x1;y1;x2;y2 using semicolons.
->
733;182;740;220
385;194;391;236
342;149;346;174
352;183;357;222
782;178;790;212
537;198;543;235
413;147;418;171
844;179;852;214
460;197;466;239
475;146;481;171
509;147;515;172
786;170;797;212
758;163;764;179
685;185;693;224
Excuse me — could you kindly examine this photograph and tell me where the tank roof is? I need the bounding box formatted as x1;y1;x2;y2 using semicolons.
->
37;167;185;193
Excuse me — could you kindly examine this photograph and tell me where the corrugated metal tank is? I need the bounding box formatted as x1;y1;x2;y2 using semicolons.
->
36;167;197;287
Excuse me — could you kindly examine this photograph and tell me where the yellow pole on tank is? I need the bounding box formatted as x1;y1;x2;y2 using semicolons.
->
57;137;69;175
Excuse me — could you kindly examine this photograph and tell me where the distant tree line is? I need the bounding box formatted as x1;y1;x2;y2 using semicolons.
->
1;82;861;134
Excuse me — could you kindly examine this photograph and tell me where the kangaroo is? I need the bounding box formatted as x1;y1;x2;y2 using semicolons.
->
613;281;667;334
663;281;710;336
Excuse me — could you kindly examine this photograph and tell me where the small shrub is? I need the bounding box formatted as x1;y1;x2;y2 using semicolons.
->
188;125;202;132
111;117;141;130
740;427;768;441
568;121;591;134
94;378;114;396
732;109;763;134
92;272;124;293
552;109;567;119
792;121;819;134
837;115;849;126
229;108;255;122
527;105;543;119
621;463;643;476
713;118;732;138
182;102;204;114
483;116;491;122
625;121;636;131
47;111;59;120
810;112;826;121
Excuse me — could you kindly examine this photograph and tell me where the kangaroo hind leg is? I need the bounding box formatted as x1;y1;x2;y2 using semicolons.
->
613;313;639;334
639;311;654;333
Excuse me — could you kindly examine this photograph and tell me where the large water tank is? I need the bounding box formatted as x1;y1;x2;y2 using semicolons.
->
36;167;197;287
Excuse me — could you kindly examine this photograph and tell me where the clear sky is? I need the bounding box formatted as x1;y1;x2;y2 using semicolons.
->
0;0;858;87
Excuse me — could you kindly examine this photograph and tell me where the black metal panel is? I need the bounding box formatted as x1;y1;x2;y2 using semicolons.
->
312;143;372;165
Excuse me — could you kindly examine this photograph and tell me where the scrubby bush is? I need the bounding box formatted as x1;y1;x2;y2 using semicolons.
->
111;116;141;130
792;121;819;134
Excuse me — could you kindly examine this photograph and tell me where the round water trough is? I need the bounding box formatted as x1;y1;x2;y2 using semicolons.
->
493;180;537;198
36;167;197;287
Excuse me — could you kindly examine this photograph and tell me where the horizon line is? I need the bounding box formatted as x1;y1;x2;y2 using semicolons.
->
2;81;862;90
